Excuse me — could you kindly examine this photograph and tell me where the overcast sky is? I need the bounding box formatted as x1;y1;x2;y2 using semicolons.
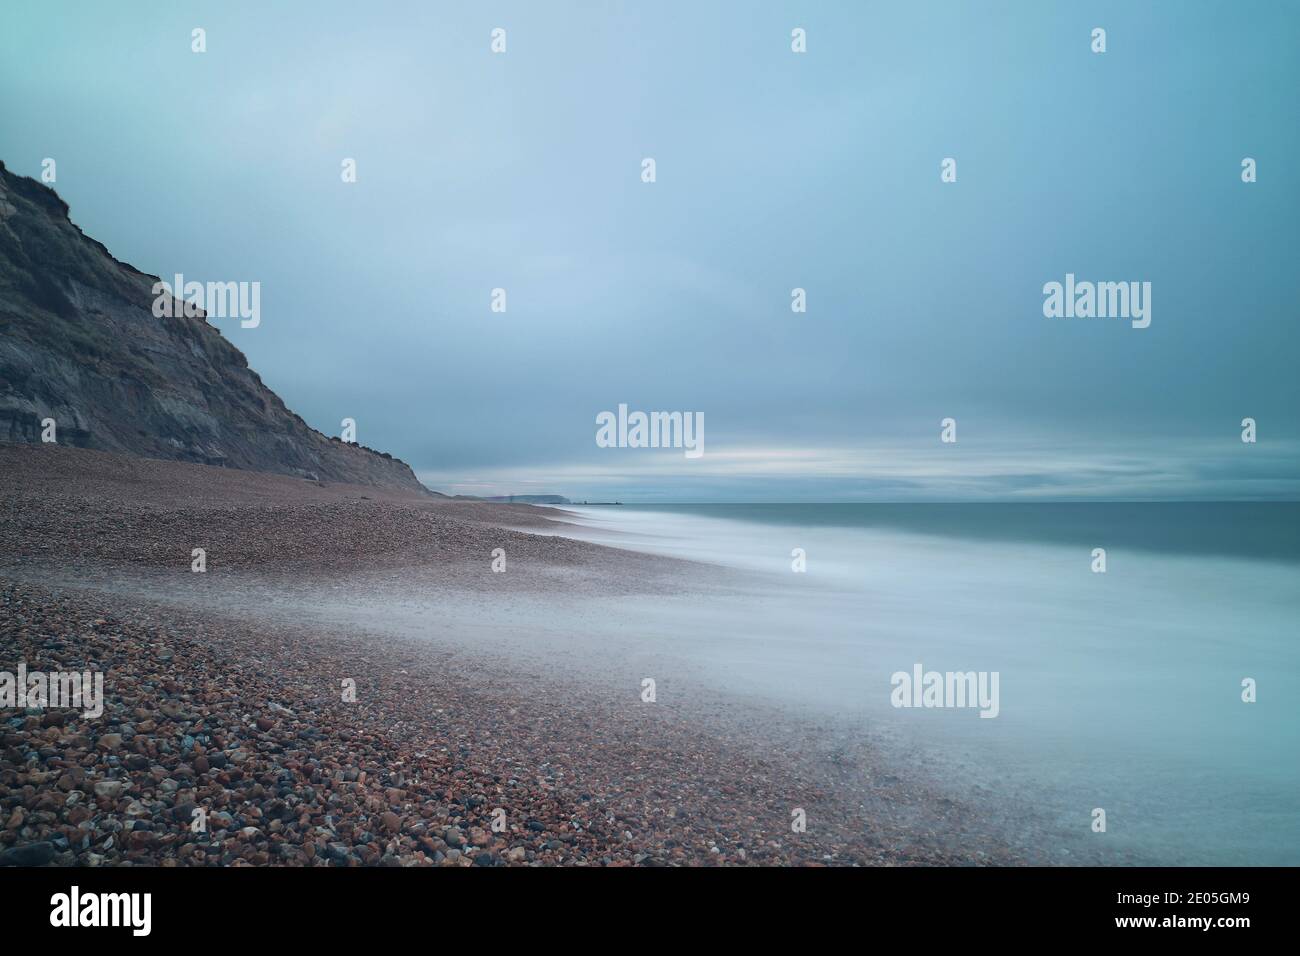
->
3;1;1297;500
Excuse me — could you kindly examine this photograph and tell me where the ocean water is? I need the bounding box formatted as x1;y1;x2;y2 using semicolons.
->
557;502;1300;865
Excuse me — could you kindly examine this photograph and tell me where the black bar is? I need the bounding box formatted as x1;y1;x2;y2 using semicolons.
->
0;865;1278;940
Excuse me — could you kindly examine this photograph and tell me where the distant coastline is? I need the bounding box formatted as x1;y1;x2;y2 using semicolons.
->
482;494;571;505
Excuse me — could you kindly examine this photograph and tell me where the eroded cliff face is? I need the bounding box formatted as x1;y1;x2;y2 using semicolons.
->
0;161;428;492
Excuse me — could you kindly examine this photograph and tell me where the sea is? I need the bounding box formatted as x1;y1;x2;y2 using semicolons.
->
557;502;1300;865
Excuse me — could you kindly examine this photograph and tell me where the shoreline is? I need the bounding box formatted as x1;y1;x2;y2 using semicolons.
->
2;577;1057;866
1;444;1123;866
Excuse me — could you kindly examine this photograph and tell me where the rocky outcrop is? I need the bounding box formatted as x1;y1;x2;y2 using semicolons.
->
0;160;427;492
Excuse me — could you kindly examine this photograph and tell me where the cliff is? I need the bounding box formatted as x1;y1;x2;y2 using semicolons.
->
0;161;428;492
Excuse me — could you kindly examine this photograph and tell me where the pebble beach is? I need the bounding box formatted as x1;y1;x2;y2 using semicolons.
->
0;444;1061;866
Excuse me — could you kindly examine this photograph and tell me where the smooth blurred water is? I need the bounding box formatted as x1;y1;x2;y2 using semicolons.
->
557;502;1300;865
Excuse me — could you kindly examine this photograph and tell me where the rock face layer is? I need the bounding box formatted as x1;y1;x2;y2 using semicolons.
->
0;160;426;492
